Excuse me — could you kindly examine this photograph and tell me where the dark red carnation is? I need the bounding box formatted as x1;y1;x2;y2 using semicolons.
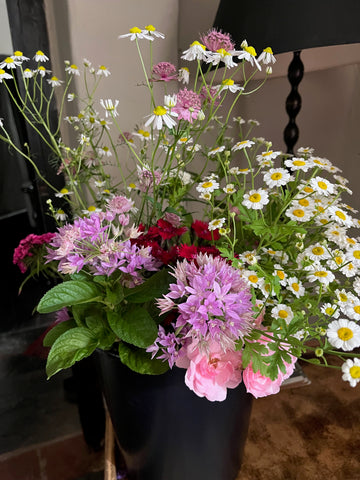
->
191;220;220;241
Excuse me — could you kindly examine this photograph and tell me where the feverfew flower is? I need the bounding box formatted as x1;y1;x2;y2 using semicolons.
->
118;27;153;41
178;67;189;84
0;57;20;69
257;47;276;65
327;319;360;351
142;25;165;39
310;176;335;196
284;157;313;172
33;50;49;62
0;69;12;82
47;76;63;87
218;79;243;93
145;105;177;130
196;178;219;194
237;41;261;70
242;189;269;210
263;168;292;188
181;41;208;61
65;64;80;76
232;140;255;151
100;99;119;118
342;358;360;387
271;304;294;324
96;65;111;77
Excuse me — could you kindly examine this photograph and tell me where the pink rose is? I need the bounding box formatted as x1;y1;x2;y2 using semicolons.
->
176;338;243;402
243;334;296;398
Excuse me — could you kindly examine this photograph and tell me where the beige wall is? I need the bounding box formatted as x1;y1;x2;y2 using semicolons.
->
44;0;360;210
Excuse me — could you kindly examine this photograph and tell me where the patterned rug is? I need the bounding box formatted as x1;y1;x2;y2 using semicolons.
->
238;357;360;480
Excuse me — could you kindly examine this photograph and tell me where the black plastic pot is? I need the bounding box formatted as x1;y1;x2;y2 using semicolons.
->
96;349;253;480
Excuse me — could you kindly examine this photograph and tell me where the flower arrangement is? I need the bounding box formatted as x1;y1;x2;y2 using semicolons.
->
3;25;360;401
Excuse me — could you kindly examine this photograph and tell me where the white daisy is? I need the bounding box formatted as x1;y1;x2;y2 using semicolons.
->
256;150;281;163
239;251;260;265
310;176;335;197
327;319;360;351
341;262;358;278
263;168;292;188
82;205;102;216
12;51;29;62
321;303;340;318
273;264;287;286
178;67;189;84
271;304;294;324
237;41;261;70
285;205;312;222
257;47;276;65
96;65;111;77
0;68;12;82
181;41;208;61
223;184;236;195
47;76;63;87
305;263;335;285
145;105;177;130
284;157;313;172
297;147;314;156
304;243;330;261
346;245;360;266
342;358;360;387
287;277;305;298
65;64;80;76
229;167;251;175
33;50;49;62
208;218;225;231
97;146;112;157
208;146;226;157
118;27;153;41
196;178;219;194
23;68;34;79
343;295;360;320
55;187;73;198
232;140;255;151
54;209;67;221
0;56;21;69
243;270;265;289
217;79;243;93
242;188;269;210
327;205;354;228
206;49;238;68
353;277;360;296
142;25;165;39
100;99;119;118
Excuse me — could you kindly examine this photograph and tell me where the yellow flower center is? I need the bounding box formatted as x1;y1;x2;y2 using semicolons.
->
239;168;249;173
0;69;5;75
99;65;107;71
70;64;78;70
249;193;261;203
14;51;23;56
128;183;136;189
317;181;328;190
293;209;305;218
292;282;300;292
349;366;360;379
262;150;273;157
222;79;234;86
36;50;45;56
271;172;283;180
312;246;324;256
263;47;273;54
129;27;142;34
293;160;306;166
60;188;69;194
248;275;258;283
217;48;230;56
51;76;58;81
4;57;14;64
346;237;356;245
190;41;206;50
298;198;310;207
314;271;328;277
88;205;96;212
352;250;360;259
244;45;257;56
153;106;167;116
145;24;156;31
339;293;348;302
201;181;214;189
303;186;314;193
278;310;288;319
325;307;335;315
277;270;285;280
354;306;360;314
335;256;343;265
337;327;353;341
335;210;346;220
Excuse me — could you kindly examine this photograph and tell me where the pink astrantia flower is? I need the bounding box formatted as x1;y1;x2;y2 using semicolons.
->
172;88;202;123
200;28;235;52
177;338;243;401
107;195;135;215
151;62;178;82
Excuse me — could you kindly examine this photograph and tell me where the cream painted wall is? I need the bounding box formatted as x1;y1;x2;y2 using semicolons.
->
0;0;13;54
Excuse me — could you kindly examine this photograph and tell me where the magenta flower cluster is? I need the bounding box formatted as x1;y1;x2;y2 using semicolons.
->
173;88;202;123
46;197;160;284
13;232;56;273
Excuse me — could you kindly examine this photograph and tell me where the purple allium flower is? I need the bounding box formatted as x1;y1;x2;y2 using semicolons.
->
151;62;178;82
172;88;202;123
200;28;235;52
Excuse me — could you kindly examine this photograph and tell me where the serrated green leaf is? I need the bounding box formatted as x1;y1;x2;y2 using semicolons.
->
46;327;98;378
124;269;172;303
107;306;157;348
118;342;169;375
37;280;103;314
43;319;77;347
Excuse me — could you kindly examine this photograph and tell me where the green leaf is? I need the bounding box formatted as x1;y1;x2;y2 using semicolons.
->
85;315;117;349
118;342;169;375
124;269;172;303
43;319;77;347
46;327;98;378
107;306;158;348
37;280;103;314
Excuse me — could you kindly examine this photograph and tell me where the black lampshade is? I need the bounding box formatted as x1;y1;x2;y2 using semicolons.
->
213;0;360;54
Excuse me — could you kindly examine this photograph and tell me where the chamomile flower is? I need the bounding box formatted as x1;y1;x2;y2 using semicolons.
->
346;245;360;266
343;295;360;320
285;205;312;222
118;27;153;41
12;51;29;62
304;243;330;261
82;205;102;216
237;41;261;70
206;49;237;68
23;68;34;78
242;188;269;210
342;358;360;387
271;304;294;324
0;57;20;69
229;167;251;175
97;146;112;157
133;129;151;140
196;178;219;194
96;65;111;77
232;140;255;151
100;99;119;118
208;146;226;157
239;251;260;265
47;76;63;87
142;25;165;39
273;264;288;286
178;67;189;84
55;188;73;198
34;50;49;62
0;69;12;81
287;277;305;298
305;263;335;285
243;270;265;289
65;64;80;75
257;47;276;65
181;41;208;61
310;176;335;196
208;218;225;231
321;303;340;318
223;184;236;194
327;205;354;227
284;157;313;172
218;79;243;93
327;319;360;351
36;66;51;77
256;150;281;163
54;209;67;221
297;147;314;156
144;105;177;130
263;168;292;188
